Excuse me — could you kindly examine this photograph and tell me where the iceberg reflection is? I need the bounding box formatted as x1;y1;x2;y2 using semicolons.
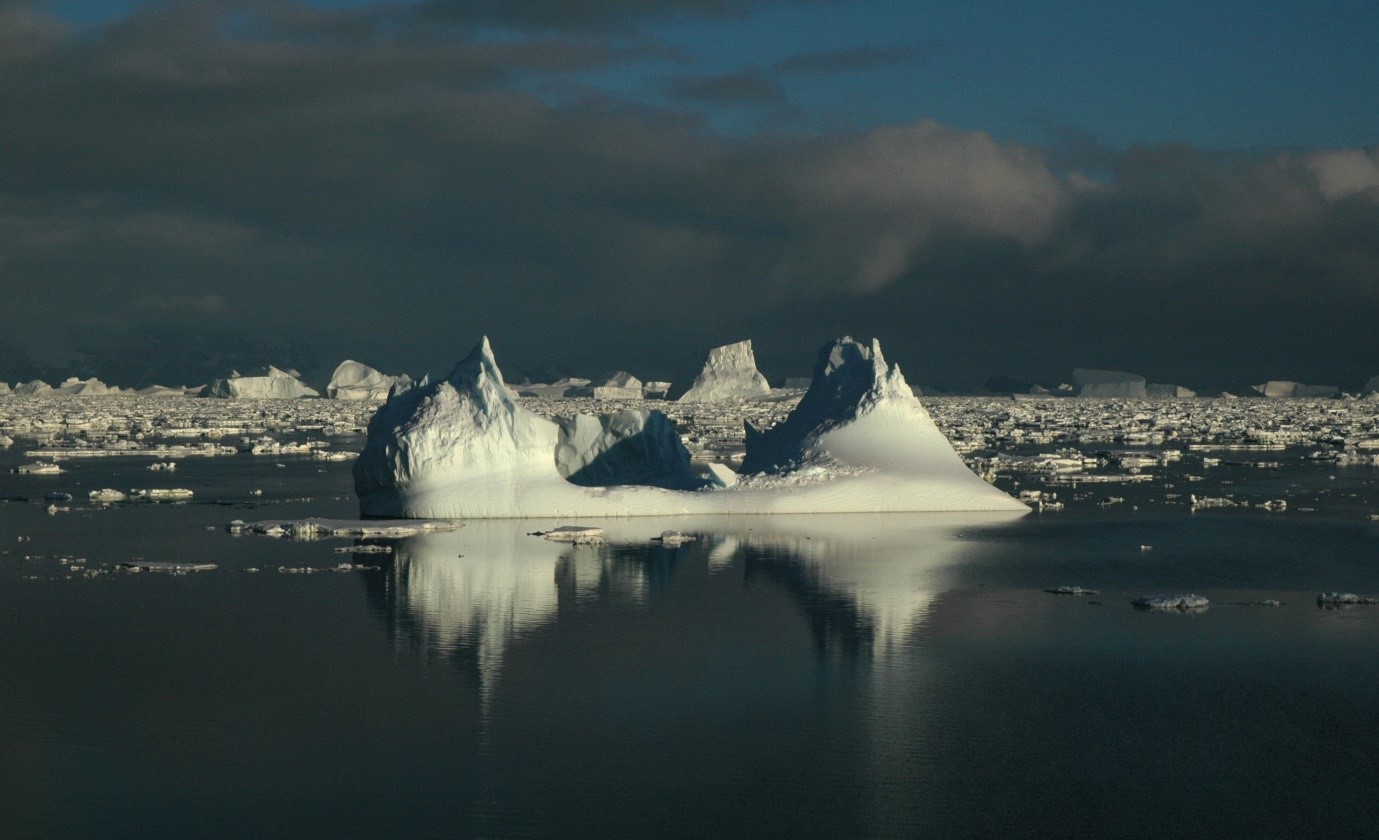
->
367;512;1024;707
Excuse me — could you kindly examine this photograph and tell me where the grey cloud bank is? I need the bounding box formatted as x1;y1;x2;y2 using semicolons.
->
0;2;1377;391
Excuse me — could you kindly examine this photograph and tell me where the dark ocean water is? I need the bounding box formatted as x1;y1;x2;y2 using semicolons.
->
4;455;1379;838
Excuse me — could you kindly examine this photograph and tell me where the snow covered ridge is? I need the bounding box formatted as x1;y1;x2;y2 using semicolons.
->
353;335;1027;518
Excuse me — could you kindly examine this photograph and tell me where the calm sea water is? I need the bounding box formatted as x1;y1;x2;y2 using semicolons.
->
4;453;1379;838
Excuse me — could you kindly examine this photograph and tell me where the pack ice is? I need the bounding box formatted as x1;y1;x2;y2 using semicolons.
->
354;336;1025;518
678;339;771;402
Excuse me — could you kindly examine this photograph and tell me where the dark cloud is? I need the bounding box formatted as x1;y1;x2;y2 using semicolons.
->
413;0;773;30
0;1;1377;391
664;69;788;105
770;43;938;76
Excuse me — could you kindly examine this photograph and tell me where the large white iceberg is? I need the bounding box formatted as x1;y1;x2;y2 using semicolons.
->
354;336;1025;518
327;360;410;401
201;366;320;399
678;339;772;402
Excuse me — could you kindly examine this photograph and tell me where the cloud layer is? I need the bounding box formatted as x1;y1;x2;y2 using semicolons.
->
0;1;1376;389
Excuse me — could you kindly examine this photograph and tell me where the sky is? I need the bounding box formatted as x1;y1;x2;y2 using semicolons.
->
2;0;1378;390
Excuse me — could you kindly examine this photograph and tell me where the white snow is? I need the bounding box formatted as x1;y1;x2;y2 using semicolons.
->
202;366;320;399
678;339;772;403
355;335;1026;518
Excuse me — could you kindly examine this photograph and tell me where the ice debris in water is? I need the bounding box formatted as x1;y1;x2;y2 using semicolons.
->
653;530;696;546
1132;594;1210;611
538;525;606;543
117;561;217;572
1044;586;1100;595
1316;592;1379;607
227;518;461;539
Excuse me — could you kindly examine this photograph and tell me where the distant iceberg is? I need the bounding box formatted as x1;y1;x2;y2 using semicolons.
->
201;366;319;399
678;339;771;403
1073;368;1147;399
327;360;410;401
1251;381;1338;399
354;336;1026;518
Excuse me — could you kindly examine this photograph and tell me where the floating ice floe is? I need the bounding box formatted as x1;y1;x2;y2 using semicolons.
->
17;462;63;474
653;530;696;546
1132;594;1210;611
1044;586;1099;595
130;488;194;500
354;336;1025;519
227;517;462;539
1316;592;1378;607
538;525;606;543
89;488;128;502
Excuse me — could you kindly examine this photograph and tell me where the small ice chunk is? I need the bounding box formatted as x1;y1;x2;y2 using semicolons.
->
1044;586;1100;595
89;488;129;502
654;530;696;546
130;488;194;500
1317;592;1378;607
1133;593;1210;611
541;525;605;543
703;462;739;488
117;561;217;572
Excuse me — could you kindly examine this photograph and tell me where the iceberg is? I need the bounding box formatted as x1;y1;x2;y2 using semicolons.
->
678;340;772;402
201;366;320;399
1073;368;1147;399
1251;381;1338;399
354;336;1026;518
52;377;122;396
566;371;643;400
13;380;53;397
327;360;410;401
